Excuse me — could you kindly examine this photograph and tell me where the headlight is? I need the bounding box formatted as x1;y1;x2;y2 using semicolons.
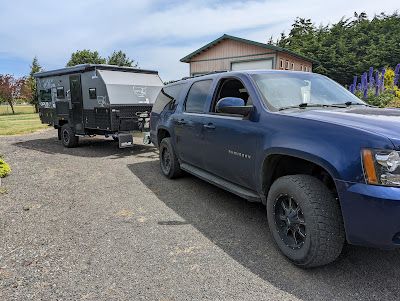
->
362;149;400;186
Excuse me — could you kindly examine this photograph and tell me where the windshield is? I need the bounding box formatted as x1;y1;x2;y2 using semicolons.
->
252;72;365;110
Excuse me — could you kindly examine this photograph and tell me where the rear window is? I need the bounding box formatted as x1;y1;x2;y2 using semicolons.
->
152;84;184;114
185;80;212;113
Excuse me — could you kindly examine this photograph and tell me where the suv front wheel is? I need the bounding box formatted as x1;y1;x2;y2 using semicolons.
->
266;175;345;268
159;137;182;179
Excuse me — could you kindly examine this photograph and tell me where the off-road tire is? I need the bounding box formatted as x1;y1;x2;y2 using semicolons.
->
266;175;345;268
159;137;182;179
61;124;79;148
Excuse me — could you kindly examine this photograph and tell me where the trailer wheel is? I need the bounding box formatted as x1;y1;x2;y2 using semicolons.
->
61;124;79;148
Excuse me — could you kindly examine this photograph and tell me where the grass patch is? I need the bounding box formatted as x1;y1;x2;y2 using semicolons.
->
0;187;7;194
0;113;48;135
0;105;35;115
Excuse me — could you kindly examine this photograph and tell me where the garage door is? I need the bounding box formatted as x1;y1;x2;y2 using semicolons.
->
231;59;273;71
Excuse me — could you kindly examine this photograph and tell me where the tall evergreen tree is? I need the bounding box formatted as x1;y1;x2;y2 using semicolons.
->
28;56;42;112
276;12;400;85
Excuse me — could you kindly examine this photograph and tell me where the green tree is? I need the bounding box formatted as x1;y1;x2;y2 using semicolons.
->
275;12;400;85
107;50;137;67
66;50;106;67
28;56;42;112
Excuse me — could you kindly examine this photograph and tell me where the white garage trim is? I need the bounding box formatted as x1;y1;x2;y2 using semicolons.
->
230;57;274;71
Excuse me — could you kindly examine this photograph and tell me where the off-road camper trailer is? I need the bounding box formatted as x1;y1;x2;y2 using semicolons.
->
34;64;163;147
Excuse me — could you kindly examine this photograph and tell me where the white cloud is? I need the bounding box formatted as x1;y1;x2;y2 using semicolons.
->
0;0;397;80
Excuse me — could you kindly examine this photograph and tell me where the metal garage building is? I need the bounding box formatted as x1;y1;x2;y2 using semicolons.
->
180;34;316;76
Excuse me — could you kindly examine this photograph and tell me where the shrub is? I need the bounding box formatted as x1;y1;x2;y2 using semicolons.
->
350;65;400;107
0;157;11;178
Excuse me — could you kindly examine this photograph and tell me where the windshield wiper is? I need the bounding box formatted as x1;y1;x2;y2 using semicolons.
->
278;103;347;111
332;101;371;107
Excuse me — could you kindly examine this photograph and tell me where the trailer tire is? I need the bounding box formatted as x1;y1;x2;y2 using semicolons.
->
61;124;79;148
159;137;182;179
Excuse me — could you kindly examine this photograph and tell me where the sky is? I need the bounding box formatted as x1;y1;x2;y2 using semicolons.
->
0;0;398;82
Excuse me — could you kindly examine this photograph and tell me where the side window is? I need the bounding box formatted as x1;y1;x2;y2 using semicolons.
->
152;84;184;114
56;86;65;99
89;88;97;99
185;80;212;113
211;78;251;113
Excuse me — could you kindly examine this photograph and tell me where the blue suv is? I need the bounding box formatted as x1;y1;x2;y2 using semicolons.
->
150;70;400;267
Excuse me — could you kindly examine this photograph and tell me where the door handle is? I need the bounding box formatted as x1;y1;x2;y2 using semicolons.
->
176;119;187;125
203;123;216;129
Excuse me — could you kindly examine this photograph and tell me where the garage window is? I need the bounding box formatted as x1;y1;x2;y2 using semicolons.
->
280;59;284;69
285;61;290;70
291;63;295;70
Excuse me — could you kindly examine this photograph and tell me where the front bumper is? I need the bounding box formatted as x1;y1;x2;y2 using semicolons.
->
336;180;400;249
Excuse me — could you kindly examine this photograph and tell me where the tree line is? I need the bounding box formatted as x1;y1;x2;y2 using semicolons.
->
0;50;137;113
273;11;400;85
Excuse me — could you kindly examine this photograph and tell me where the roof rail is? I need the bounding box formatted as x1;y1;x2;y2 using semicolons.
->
181;70;227;81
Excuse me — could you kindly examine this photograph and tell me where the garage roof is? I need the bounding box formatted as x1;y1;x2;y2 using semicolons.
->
180;34;318;64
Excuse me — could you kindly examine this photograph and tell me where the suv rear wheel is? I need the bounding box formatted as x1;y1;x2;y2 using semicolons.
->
159;137;182;179
266;175;344;268
61;124;79;148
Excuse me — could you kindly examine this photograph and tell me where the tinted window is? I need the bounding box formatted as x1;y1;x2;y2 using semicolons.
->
56;86;64;99
185;80;212;113
152;84;184;114
40;89;52;102
89;88;97;99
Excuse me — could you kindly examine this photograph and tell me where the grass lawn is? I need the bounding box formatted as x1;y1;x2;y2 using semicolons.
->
0;105;48;135
0;105;36;115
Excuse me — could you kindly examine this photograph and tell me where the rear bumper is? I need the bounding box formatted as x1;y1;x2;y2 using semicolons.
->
336;180;400;249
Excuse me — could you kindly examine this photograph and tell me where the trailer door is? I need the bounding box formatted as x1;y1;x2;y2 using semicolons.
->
69;75;84;133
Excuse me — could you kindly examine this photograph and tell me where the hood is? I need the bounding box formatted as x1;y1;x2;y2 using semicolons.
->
284;106;400;146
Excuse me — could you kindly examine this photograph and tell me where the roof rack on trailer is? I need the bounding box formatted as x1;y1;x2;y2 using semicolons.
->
33;64;159;78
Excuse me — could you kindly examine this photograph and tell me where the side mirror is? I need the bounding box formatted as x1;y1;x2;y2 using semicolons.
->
216;97;253;116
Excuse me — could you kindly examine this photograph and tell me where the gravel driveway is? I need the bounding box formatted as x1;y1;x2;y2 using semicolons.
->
1;130;400;300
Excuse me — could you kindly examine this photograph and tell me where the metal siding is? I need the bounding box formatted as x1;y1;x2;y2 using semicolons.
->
98;70;163;106
188;39;276;75
190;53;276;75
276;53;313;72
187;38;314;75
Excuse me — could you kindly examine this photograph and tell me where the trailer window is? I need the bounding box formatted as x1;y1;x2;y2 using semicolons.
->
89;88;97;99
56;86;65;99
40;89;52;102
